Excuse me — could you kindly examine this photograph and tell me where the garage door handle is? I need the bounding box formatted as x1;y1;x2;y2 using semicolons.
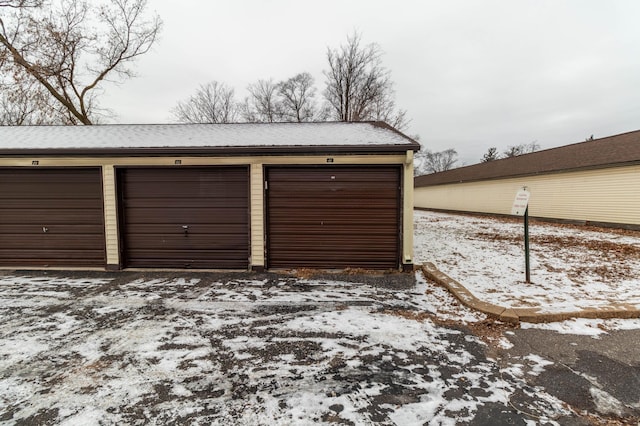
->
182;225;189;235
42;226;49;233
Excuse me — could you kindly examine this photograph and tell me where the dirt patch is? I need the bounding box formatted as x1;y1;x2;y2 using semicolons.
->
578;413;640;426
383;308;435;322
473;232;640;258
464;319;518;347
383;307;516;352
472;228;640;282
535;235;640;258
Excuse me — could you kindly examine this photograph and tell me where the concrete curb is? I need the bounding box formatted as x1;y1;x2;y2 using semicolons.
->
420;262;640;324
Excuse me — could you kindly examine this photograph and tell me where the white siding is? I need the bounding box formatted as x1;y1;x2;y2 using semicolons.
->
250;164;265;267
102;165;120;266
415;165;640;226
403;152;415;264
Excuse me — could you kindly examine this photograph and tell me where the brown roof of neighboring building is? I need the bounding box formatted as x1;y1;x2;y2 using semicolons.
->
415;129;640;187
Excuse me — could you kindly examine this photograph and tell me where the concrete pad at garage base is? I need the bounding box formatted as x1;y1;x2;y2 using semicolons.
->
420;263;640;324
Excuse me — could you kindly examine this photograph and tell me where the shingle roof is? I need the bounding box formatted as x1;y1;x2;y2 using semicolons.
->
0;121;419;155
415;129;640;187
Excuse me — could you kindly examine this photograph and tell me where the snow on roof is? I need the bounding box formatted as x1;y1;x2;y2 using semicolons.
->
0;122;418;151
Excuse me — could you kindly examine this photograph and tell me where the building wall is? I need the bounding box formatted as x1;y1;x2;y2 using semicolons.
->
101;165;120;268
414;164;640;227
1;153;415;270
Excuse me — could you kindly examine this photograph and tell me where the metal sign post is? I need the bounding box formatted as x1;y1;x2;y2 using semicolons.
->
511;187;531;283
524;206;530;283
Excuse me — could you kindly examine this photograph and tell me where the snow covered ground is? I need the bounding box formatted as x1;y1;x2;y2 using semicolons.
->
414;210;640;316
1;272;586;425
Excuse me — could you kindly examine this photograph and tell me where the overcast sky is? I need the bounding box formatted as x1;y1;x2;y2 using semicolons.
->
101;0;640;166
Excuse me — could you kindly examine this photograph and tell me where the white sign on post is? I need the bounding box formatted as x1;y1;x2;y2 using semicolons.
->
511;188;531;216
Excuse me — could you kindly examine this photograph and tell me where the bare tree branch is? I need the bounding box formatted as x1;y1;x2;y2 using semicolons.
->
0;0;161;125
503;141;540;158
172;81;238;124
323;32;409;131
0;1;44;8
415;148;458;175
242;78;282;123
0;67;73;124
278;72;322;122
481;147;499;162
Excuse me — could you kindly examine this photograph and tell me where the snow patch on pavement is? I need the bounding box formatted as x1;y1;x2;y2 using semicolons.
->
0;274;569;424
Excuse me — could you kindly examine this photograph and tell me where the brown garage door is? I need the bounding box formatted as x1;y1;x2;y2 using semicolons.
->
266;166;400;269
118;167;249;269
0;168;105;267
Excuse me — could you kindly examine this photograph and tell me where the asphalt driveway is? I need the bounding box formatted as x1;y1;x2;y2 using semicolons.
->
0;271;637;425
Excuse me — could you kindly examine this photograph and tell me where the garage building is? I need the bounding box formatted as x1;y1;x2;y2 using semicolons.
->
0;122;419;271
414;129;640;229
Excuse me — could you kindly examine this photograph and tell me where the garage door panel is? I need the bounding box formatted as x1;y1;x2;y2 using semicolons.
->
267;166;400;269
0;168;105;267
123;172;247;194
119;167;249;269
127;235;249;250
269;234;396;242
269;249;396;258
0;183;102;198
1;199;103;209
267;214;399;222
0;224;105;234
123;207;248;224
269;244;397;253
267;197;398;208
125;250;248;269
268;214;398;226
0;235;105;249
126;249;249;260
266;257;396;269
123;173;248;183
124;224;249;235
0;250;106;266
268;169;398;182
0;188;102;199
1;209;106;224
268;227;397;238
269;186;397;197
124;183;248;199
123;198;247;209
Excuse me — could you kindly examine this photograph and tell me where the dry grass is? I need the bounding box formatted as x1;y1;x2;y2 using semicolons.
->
290;267;402;279
472;226;640;283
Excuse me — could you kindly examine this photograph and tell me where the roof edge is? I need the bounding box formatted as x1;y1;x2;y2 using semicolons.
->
415;128;640;187
370;121;421;148
0;143;419;157
415;160;640;187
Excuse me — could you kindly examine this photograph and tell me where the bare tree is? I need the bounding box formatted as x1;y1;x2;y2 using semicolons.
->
323;32;408;130
503;141;540;158
369;90;409;130
172;81;238;124
278;72;322;122
0;0;161;125
415;148;458;175
503;145;523;158
482;147;499;162
242;78;282;123
0;77;65;125
0;1;43;7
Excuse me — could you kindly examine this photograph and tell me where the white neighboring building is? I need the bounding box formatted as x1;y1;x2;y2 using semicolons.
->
414;130;640;230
